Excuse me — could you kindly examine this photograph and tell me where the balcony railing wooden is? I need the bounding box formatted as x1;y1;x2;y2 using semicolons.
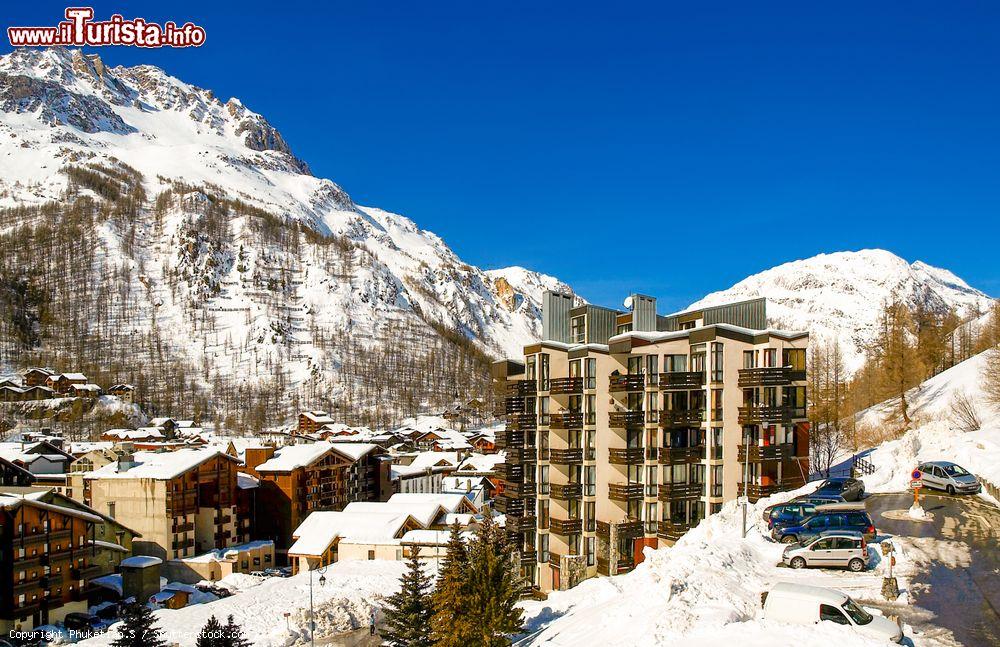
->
506;515;537;533
520;550;537;565
658;371;706;389
548;551;563;568
609;374;646;392
548;377;584;394
549;448;583;465
496;462;524;483
737;443;792;462
504;396;526;414
608;447;645;465
657;445;706;464
506;413;537;431
550;482;583;499
737;405;792;425
495;430;524;450
596;556;635;576
608;410;645;428
507;447;537;463
549;517;582;535
494;496;524;516
608;482;644;501
550;412;583;430
507;380;537;397
659;409;705;428
737;366;806;387
657;521;692;540
657;482;705;500
504;481;536;498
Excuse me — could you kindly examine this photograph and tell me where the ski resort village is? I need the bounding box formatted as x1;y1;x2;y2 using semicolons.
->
0;46;996;647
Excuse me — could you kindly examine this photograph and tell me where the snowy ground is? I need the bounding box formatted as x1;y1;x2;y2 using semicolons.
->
77;561;409;647
517;487;946;647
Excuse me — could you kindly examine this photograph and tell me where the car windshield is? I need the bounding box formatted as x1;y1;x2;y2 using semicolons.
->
943;464;970;477
842;599;873;625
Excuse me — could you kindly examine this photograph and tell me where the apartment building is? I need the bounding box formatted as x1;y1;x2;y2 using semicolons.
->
493;293;808;592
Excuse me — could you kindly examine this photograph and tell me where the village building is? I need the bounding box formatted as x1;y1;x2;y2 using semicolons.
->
20;368;53;388
106;384;135;403
163;540;275;584
297;411;335;436
44;373;88;394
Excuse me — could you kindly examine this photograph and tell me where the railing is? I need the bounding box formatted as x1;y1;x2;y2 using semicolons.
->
507;447;537;463
550;412;583;430
657;482;705;500
172;522;194;533
550;482;583;499
494;496;524;516
597;555;636;576
657;521;692;540
737;366;806;387
507;380;537;397
609;410;645;428
737;443;791;462
496;463;524;482
504;396;525;414
549;448;583;464
658;371;706;389
506;515;537;533
608;448;644;465
506;413;537;431
853;454;876;476
520;550;537;565
608;483;644;501
548;551;563;568
548;377;584;394
645;410;660;424
609;374;646;392
549;517;582;535
658;445;706;464
737;479;805;502
659;409;705;427
737;405;791;425
709;446;723;460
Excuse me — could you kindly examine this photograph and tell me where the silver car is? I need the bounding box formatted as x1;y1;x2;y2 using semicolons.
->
917;461;981;495
781;531;868;572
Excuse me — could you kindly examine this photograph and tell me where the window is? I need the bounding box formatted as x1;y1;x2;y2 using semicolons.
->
586;536;595;566
711;465;723;497
646;354;658;378
783;348;806;371
585;395;596;424
811;538;835;550
570;316;586;344
763;348;777;368
368;550;375;560
540;533;549;563
690;346;706;376
784;386;807;417
711;389;723;421
539;397;550;425
585;358;597;390
585;466;596;496
539;354;550;391
569;359;582;380
819;604;850;625
710;343;723;382
742;350;755;369
664;354;687;372
107;502;115;518
627;356;643;375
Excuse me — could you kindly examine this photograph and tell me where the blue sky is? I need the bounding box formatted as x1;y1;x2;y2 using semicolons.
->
4;2;1000;310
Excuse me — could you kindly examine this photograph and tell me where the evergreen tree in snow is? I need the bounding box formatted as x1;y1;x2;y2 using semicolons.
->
222;614;252;647
195;615;223;647
465;515;524;646
430;522;475;646
381;547;434;647
110;601;167;647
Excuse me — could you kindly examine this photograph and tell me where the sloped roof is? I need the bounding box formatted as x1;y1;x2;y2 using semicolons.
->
86;448;237;480
288;511;414;556
387;492;478;514
343;501;443;528
254;442;337;472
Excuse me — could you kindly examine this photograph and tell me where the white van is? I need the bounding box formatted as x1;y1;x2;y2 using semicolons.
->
762;582;903;643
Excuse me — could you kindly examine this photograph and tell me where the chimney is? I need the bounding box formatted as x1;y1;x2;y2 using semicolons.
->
117;453;137;472
629;294;657;332
244;446;276;472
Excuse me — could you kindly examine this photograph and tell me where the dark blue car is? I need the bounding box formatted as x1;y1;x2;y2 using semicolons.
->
771;505;876;543
763;502;819;529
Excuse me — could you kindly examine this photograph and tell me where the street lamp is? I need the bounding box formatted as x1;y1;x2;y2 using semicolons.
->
309;565;328;647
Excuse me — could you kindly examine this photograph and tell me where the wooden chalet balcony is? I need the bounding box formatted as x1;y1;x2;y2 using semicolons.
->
495;429;525;449
657;482;705;501
550;411;583;430
496;462;524;482
608;448;645;465
548;377;584;395
609;374;646;392
738;405;792;425
659;409;705;428
549;517;582;535
608;410;645;428
520;550;537;566
506;515;537;533
507;380;537;397
737;366;807;387
506;447;537;463
657;521;692;540
657;445;706;464
596;555;636;576
737;443;793;462
172;521;195;533
550;482;582;500
608;482;644;501
549;448;583;465
494;496;524;516
504;396;525;414
506;413;537;431
15;528;72;544
658;371;706;389
505;481;536;498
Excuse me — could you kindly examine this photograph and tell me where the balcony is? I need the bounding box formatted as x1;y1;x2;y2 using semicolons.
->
737;443;793;462
506;515;537;533
657;482;705;500
549;517;582;535
549;448;583;465
550;411;583;430
596;556;635;576
505;481;536;499
496;462;524;483
738;405;792;425
657;521;692;540
608;448;645;465
659;409;705;428
608;483;644;501
507;413;537;431
504;396;525;414
495;429;525;449
737;366;806;387
507;447;537;463
548;551;563;568
548;377;584;395
609;374;646;392
71;564;103;581
608;410;644;429
172;521;194;533
507;380;536;397
657;445;706;464
520;550;537;566
658;371;706;389
550;482;583;500
494;496;524;516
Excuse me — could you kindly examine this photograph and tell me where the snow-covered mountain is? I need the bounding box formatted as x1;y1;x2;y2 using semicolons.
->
689;250;994;372
0;47;573;420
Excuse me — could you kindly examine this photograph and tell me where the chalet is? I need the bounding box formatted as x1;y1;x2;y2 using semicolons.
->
400;528;475;561
70;448;123;473
297;411;335;435
101;428;165;443
21;386;54;401
391;463;445;495
164;540;275;585
107;384;135;403
0;378;21;389
0;386;25;403
468;433;497;454
45;373;87;394
0;441;74;478
286;510;423;573
20;368;53;388
70;383;102;399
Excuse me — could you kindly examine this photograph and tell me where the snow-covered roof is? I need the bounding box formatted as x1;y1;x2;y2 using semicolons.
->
237;472;259;489
0;495;103;523
288;511;413;556
329;442;378;461
343;501;443;528
442;476;488;492
86;448;237;480
121;555;163;568
387;492;476;514
399;529;473;546
405;451;462;471
457;453;505;473
104;427;164;440
71;383;101;391
61;372;87;381
255;442;335;472
301;411;335;424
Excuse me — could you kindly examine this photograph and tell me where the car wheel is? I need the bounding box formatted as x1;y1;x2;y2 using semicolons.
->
946;485;955;495
780;535;798;544
790;557;806;569
848;558;865;572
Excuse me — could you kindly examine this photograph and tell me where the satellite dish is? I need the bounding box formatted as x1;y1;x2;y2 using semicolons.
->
623;296;634;311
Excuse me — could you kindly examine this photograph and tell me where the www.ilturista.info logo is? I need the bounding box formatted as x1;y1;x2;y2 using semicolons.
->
8;7;206;48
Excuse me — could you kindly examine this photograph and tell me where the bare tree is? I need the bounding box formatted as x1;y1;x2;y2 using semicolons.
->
948;391;982;432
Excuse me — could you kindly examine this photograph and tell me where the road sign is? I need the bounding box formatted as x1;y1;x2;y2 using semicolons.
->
911;469;922;480
910;479;923;489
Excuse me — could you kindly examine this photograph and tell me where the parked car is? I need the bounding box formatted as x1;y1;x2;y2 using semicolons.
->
917;461;981;495
772;503;876;544
793;493;846;505
782;531;868;571
763;501;819;529
812;477;865;501
762;582;903;643
63;612;103;633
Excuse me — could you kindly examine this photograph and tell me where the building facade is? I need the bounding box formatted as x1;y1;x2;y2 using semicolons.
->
494;294;809;592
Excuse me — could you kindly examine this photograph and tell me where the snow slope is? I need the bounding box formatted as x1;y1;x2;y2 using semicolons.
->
688;250;993;373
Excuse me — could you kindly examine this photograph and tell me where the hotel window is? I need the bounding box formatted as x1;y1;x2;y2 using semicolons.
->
616;323;632;335
585;466;596;496
585;395;596;424
646;354;658;382
539;499;550;529
539;397;550;425
570;315;586;344
569;534;580;555
569;359;582;380
627;356;643;375
711;465;723;497
664;354;687;372
763;348;777;368
710;343;723;382
783;348;806;371
690;346;706;376
540;533;549;563
539;354;550;390
568;395;582;413
785;386;807;418
585;358;597;389
586;536;595;566
368;550;375;560
743;350;756;369
711;389;723;421
526;356;537;381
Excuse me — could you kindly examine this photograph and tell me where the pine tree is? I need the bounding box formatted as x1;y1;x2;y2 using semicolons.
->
465;516;524;646
221;614;252;647
381;547;434;647
430;522;475;646
110;601;167;647
196;615;222;647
